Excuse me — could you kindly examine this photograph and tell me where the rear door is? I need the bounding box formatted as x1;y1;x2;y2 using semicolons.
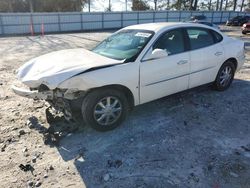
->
186;27;224;88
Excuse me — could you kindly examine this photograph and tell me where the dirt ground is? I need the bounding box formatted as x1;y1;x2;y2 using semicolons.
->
0;26;250;188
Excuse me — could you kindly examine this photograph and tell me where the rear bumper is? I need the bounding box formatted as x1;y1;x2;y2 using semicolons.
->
11;85;53;100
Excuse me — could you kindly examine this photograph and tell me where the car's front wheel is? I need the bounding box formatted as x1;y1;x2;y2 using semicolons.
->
214;61;236;91
81;88;129;131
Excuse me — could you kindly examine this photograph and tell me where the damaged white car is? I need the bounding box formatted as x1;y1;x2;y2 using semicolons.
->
12;22;245;131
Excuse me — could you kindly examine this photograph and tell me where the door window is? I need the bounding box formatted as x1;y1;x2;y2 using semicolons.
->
187;28;214;50
153;29;185;56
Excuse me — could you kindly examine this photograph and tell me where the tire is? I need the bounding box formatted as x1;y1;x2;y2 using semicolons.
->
242;31;247;35
81;88;129;131
213;61;236;91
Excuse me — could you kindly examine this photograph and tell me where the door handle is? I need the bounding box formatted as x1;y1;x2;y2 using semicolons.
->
177;60;188;65
214;52;222;56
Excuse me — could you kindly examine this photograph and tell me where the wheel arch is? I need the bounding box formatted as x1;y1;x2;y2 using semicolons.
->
225;57;238;70
88;84;135;110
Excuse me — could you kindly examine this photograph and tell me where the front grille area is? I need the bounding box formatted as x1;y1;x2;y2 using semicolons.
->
38;84;50;92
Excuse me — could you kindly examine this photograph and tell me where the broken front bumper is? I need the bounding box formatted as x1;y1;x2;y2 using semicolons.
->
12;85;75;121
12;84;85;100
11;85;53;100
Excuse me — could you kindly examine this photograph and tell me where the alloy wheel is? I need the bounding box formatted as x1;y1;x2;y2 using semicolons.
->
93;96;122;126
219;66;233;87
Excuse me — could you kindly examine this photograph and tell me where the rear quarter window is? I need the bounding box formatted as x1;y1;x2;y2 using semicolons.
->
211;30;223;43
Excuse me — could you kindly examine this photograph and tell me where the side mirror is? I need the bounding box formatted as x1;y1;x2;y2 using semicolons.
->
147;49;168;60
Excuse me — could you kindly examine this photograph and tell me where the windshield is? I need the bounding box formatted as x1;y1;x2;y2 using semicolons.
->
92;29;154;60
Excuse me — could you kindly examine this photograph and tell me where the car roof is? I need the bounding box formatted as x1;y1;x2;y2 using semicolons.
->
123;22;214;32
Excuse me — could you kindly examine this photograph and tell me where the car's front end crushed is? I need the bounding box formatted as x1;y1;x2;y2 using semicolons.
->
11;48;123;121
12;82;86;121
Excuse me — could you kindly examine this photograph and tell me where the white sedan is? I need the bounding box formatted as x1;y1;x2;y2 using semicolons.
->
12;22;245;131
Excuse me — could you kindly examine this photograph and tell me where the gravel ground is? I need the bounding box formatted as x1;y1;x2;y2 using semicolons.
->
0;26;250;188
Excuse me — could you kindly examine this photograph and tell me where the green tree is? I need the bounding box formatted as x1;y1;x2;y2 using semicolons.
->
0;0;29;12
0;0;88;12
131;0;150;10
199;0;210;10
188;0;199;10
105;0;112;12
239;0;246;11
33;0;87;12
233;0;237;10
156;0;171;10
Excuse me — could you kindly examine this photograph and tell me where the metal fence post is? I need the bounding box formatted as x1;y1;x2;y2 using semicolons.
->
220;11;223;23
0;14;4;35
121;12;124;27
102;12;104;29
166;11;168;22
179;11;182;21
30;13;34;35
153;11;155;22
211;11;214;23
80;13;83;30
137;11;139;24
58;13;61;32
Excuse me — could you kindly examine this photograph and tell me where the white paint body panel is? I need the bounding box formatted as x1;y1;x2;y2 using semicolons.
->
58;62;140;105
188;43;225;88
140;52;190;104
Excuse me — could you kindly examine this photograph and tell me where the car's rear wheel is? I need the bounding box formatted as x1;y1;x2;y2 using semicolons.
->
81;89;129;131
214;61;236;91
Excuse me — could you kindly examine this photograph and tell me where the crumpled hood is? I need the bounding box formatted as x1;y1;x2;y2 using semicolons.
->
17;48;122;89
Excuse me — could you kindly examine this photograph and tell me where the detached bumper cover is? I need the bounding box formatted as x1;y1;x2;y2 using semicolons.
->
11;85;53;100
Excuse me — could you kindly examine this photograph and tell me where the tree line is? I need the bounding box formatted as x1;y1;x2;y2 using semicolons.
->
0;0;249;12
133;0;249;11
0;0;87;12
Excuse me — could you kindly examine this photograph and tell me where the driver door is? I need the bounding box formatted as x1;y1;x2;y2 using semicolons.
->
139;29;190;104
